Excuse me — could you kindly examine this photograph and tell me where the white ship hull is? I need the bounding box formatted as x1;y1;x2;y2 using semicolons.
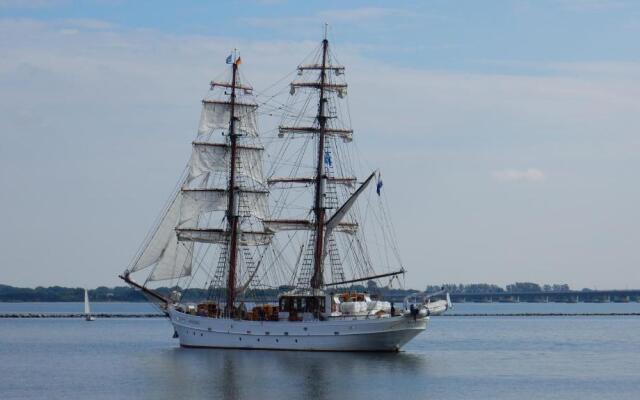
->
169;309;428;352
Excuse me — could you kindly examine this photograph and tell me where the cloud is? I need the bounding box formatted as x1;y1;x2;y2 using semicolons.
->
492;168;546;183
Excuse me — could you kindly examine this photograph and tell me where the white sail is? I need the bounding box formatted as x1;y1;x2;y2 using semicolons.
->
179;188;227;224
84;288;90;315
148;239;193;281
129;190;194;282
238;190;268;219
180;188;268;224
188;143;265;185
198;101;258;137
325;171;376;236
187;143;227;181
130;192;183;272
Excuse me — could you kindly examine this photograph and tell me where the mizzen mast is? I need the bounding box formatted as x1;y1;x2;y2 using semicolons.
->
310;37;329;290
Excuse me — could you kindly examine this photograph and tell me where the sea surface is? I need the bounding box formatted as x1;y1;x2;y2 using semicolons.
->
1;303;639;400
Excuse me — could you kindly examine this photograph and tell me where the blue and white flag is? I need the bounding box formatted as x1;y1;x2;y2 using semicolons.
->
376;172;383;196
324;151;333;167
225;54;233;64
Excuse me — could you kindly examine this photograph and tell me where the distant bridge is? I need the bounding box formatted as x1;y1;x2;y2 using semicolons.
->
380;289;640;303
445;290;640;303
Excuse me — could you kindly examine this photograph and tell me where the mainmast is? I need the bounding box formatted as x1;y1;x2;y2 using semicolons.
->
310;37;329;290
226;58;240;311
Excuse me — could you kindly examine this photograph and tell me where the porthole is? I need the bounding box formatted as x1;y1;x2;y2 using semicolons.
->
257;338;260;342
239;337;242;341
295;339;298;343
276;339;279;343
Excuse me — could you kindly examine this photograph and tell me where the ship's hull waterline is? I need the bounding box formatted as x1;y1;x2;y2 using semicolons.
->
170;309;428;352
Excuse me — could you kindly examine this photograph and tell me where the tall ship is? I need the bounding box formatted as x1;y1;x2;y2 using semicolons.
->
121;34;430;351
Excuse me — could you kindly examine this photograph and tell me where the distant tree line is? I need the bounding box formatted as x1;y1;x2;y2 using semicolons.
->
425;282;573;294
1;281;579;302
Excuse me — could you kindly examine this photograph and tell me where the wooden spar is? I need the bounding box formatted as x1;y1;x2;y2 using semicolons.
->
202;99;257;107
192;141;263;151
225;59;240;313
311;37;329;290
209;81;253;91
267;176;357;185
298;64;345;72
118;273;170;305
323;269;406;287
290;82;347;90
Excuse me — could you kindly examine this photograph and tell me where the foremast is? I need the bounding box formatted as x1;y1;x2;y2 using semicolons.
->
123;53;272;311
226;58;240;311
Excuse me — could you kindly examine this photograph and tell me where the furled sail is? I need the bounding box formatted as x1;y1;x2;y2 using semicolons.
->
263;219;358;234
176;228;273;246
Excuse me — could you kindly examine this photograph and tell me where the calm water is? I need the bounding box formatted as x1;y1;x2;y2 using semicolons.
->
1;304;639;400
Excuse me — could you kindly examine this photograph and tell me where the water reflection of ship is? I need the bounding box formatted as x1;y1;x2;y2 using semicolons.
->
158;348;426;400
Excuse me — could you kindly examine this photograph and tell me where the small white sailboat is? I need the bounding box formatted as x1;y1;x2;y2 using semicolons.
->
84;288;95;321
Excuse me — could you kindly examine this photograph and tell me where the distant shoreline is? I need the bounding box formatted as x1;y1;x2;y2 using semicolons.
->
2;284;639;303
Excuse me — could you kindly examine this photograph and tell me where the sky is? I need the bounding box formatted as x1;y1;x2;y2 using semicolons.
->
1;0;639;289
